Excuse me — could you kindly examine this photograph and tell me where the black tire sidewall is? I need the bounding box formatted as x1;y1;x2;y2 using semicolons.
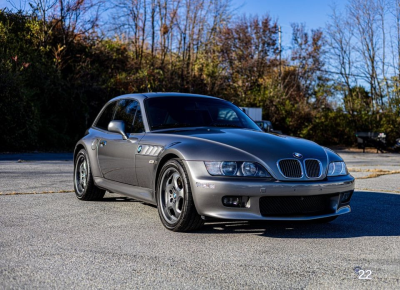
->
74;149;91;199
156;159;192;230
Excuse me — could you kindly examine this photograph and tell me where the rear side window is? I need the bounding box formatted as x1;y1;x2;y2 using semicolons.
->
95;101;117;130
132;105;145;133
114;99;138;133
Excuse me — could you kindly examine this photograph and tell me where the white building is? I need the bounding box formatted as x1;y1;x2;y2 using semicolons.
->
239;107;262;121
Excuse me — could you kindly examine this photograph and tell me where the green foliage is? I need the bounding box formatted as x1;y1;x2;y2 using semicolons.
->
0;9;399;152
0;10;113;151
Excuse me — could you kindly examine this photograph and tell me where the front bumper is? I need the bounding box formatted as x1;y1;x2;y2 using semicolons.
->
184;161;355;220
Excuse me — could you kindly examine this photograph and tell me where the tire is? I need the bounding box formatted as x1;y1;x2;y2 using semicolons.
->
156;159;204;232
74;149;105;201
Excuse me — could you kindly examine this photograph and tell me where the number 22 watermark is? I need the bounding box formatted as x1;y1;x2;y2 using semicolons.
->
354;267;372;280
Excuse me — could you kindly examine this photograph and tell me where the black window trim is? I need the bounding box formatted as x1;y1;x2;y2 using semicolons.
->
93;98;144;135
130;100;145;134
92;100;118;132
113;98;139;134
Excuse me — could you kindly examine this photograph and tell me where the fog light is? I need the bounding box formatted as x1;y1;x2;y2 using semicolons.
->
340;191;353;203
222;196;242;207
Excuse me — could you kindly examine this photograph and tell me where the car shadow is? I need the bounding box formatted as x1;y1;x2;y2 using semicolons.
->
101;196;140;202
101;195;158;208
193;191;400;238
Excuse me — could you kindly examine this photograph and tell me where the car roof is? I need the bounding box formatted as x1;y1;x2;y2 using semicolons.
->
109;92;222;103
143;92;221;99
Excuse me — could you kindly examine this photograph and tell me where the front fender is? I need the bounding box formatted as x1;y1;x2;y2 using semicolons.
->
323;147;345;163
151;141;260;201
74;129;102;178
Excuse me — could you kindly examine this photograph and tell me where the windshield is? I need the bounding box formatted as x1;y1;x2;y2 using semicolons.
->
145;96;261;131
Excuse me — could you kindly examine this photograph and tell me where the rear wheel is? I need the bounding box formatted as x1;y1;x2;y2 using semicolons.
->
157;159;203;232
74;149;105;201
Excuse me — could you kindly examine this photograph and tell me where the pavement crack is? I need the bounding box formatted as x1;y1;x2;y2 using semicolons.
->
0;190;74;195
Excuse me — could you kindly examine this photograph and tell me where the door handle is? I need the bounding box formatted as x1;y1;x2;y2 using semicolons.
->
99;140;107;147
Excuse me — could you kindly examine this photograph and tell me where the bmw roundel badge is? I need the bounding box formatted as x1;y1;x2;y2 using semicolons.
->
293;152;303;159
137;145;142;153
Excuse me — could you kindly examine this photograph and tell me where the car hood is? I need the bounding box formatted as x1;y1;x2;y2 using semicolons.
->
171;128;327;160
166;128;330;180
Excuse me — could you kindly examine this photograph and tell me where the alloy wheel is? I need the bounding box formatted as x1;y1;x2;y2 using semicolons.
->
159;168;185;224
75;155;88;195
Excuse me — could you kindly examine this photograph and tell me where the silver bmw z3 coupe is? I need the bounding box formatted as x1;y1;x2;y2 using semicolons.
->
73;93;355;232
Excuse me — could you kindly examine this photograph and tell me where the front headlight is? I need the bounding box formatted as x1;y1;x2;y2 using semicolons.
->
221;161;237;175
327;161;348;176
204;161;271;177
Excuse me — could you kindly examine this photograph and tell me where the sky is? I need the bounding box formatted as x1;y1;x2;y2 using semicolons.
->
231;0;346;47
0;0;347;47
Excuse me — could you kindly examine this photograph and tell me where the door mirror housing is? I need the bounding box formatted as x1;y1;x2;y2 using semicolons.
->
108;120;128;140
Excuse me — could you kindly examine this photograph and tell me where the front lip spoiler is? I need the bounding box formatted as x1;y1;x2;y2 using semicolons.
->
202;205;351;221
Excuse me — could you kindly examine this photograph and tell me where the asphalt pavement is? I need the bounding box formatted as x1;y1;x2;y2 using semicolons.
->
0;151;399;289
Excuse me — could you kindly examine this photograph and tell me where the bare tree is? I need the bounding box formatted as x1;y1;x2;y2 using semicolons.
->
291;23;325;102
327;4;355;94
348;0;384;110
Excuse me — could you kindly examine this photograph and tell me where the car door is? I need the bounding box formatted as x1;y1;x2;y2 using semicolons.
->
97;99;145;186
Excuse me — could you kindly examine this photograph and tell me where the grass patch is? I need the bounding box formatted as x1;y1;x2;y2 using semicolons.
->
348;168;400;179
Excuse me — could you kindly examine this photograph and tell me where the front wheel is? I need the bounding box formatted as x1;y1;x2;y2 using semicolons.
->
156;159;203;232
74;149;105;201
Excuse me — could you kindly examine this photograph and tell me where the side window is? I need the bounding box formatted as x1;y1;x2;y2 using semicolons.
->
95;101;117;131
114;99;138;133
132;104;145;133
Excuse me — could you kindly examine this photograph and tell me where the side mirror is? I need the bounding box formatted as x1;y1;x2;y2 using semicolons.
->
108;120;128;140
